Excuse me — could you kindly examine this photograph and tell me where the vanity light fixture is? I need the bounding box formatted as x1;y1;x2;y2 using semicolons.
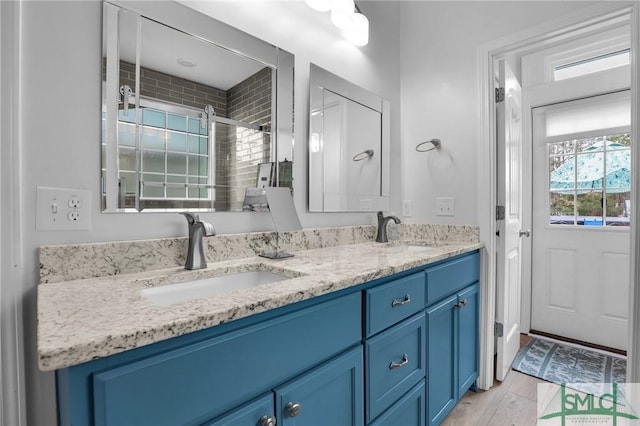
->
305;0;369;47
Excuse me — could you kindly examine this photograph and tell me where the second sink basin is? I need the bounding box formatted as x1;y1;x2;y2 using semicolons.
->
142;270;292;306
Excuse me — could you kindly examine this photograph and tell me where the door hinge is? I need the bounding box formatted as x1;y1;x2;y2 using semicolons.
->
495;322;504;338
495;87;505;103
496;205;505;221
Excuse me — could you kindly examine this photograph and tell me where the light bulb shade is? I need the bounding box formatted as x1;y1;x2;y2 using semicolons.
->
346;12;369;46
330;0;355;29
305;0;331;12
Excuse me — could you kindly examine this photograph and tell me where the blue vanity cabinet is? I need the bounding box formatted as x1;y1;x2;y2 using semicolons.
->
56;250;480;426
425;251;480;426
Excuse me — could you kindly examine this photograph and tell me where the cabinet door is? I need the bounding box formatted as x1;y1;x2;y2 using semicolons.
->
457;283;479;397
275;346;364;426
204;394;275;426
426;295;457;426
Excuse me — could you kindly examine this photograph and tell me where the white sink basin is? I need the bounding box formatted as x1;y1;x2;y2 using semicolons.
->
142;270;290;306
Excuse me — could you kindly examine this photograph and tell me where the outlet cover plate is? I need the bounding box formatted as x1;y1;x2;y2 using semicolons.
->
36;187;92;231
436;197;455;216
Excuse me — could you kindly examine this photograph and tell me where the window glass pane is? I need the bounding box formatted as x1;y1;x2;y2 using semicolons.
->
118;122;136;147
166;175;186;198
118;147;136;172
142;108;166;128
167;131;187;152
142;173;164;198
167;153;187;175
550;192;575;225
576;151;603;191
167;114;187;132
142;151;165;173
606;148;630;190
554;50;630;81
606;191;631;226
577;192;603;225
118;109;136;124
141;126;165;150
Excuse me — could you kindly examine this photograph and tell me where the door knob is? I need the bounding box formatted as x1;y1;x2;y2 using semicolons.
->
519;229;531;237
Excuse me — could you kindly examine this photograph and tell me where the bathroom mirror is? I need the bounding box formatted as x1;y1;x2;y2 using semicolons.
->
101;1;294;212
308;64;390;212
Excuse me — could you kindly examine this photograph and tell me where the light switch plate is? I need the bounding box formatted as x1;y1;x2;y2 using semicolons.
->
36;187;92;231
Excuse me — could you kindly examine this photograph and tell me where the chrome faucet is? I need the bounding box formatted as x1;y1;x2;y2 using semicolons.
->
376;211;401;243
180;213;215;270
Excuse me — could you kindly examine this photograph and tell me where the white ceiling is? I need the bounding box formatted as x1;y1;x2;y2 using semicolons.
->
118;8;266;91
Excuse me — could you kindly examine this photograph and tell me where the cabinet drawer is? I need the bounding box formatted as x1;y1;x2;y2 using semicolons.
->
92;292;361;426
426;252;479;305
366;312;426;423
366;272;426;336
369;380;426;426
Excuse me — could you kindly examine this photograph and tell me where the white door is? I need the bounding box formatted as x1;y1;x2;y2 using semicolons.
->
495;60;524;381
531;92;631;351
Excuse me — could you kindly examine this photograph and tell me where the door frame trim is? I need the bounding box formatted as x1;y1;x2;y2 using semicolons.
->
477;1;639;390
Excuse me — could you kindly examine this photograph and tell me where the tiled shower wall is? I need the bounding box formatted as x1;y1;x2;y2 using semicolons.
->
118;62;272;210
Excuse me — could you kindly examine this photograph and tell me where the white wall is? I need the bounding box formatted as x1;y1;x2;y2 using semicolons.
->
399;1;598;226
15;1;401;424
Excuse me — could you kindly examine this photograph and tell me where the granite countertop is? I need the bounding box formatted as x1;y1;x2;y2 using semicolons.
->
37;227;482;371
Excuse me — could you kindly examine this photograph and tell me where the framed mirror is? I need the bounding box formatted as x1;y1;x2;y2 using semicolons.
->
101;1;294;212
308;64;390;212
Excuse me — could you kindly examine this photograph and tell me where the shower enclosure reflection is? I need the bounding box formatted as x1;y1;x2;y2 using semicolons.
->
101;2;294;212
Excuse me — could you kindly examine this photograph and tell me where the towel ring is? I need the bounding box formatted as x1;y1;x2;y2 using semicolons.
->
416;139;441;152
353;149;374;161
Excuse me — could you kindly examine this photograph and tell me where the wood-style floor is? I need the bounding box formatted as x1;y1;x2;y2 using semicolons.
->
441;335;543;426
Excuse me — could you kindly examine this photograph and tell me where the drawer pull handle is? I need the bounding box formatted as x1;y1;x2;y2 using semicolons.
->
389;354;409;370
286;402;302;417
259;415;276;426
454;299;468;309
391;294;411;307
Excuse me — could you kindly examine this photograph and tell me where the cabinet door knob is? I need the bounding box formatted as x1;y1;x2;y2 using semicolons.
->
391;294;411;307
259;415;276;426
389;353;409;370
286;402;302;417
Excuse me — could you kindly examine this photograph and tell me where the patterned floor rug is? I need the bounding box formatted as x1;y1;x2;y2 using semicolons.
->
512;337;626;395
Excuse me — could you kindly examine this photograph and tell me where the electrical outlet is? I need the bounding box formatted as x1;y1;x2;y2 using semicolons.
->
402;200;412;217
436;197;455;216
36;187;92;231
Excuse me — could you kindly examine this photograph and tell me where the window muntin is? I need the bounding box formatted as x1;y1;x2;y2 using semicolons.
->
548;133;631;227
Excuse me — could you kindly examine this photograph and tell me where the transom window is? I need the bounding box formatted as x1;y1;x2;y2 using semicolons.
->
554;49;630;81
